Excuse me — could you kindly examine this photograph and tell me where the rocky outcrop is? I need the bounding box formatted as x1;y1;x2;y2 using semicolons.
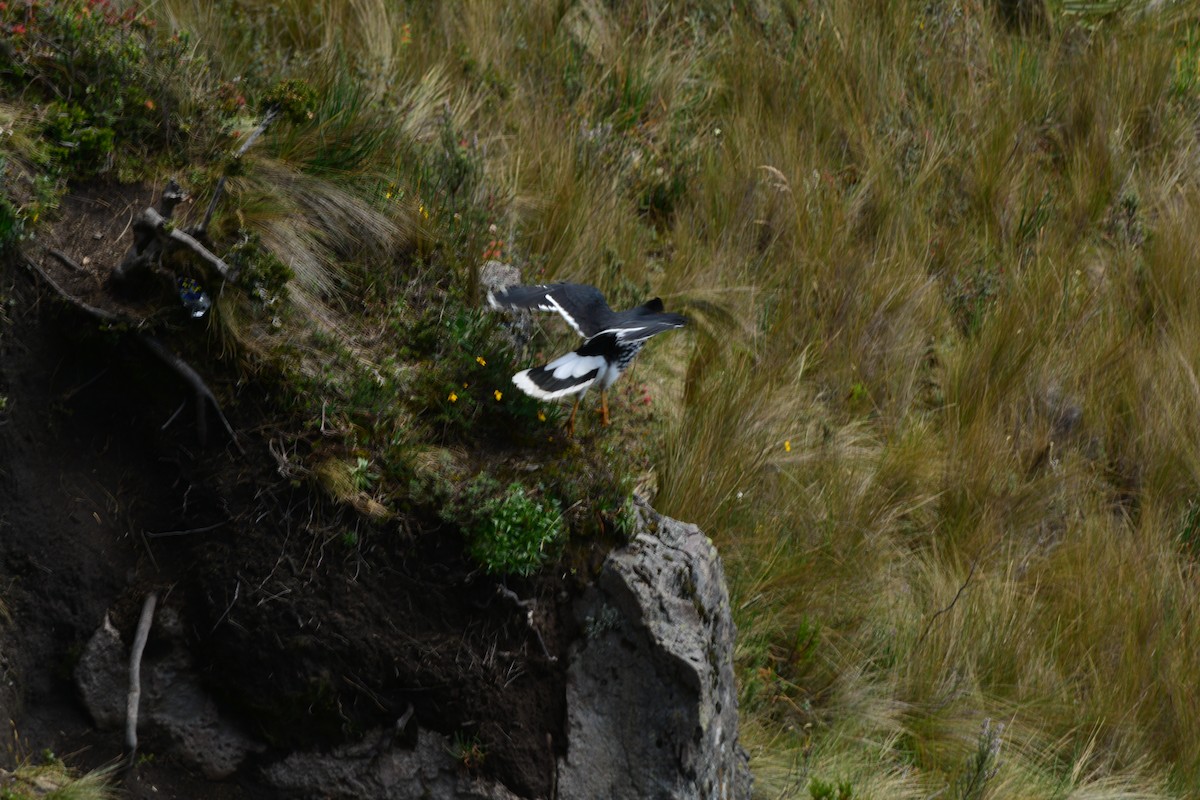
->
557;502;752;800
72;501;751;798
75;607;263;779
263;729;523;800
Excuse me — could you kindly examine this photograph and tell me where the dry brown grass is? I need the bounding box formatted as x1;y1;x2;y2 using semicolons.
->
152;0;1200;796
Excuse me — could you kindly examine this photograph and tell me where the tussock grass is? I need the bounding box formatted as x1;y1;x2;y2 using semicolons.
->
140;0;1200;796
0;762;117;800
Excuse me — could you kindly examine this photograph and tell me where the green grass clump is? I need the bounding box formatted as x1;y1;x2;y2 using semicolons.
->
0;759;116;800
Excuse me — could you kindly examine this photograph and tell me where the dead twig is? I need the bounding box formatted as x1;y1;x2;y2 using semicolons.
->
125;591;158;768
144;520;227;538
115;205;237;284
915;557;979;651
47;247;84;272
496;585;557;663
161;400;186;431
197;107;279;236
210;579;241;635
113;177;236;285
139;334;243;453
23;255;129;325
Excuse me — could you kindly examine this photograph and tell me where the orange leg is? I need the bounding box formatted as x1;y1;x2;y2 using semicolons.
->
600;390;610;426
567;396;580;437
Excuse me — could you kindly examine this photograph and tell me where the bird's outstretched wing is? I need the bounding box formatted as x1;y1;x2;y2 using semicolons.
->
488;283;614;338
512;350;607;399
603;313;688;343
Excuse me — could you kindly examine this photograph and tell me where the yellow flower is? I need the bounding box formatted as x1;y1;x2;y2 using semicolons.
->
448;391;458;403
494;389;503;401
537;410;546;422
476;356;487;366
385;190;393;200
419;203;429;219
784;440;791;452
463;382;469;388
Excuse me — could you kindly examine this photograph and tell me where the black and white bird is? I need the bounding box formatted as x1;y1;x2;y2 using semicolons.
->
488;282;687;434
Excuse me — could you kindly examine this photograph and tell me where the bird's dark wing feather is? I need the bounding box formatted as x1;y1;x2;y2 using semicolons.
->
488;283;614;337
604;312;688;343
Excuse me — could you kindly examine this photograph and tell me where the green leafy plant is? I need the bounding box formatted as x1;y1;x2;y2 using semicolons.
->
264;78;317;123
468;482;563;577
231;233;295;306
350;457;379;492
448;732;486;771
42;103;115;177
0;0;197;163
418;308;546;440
0;194;24;253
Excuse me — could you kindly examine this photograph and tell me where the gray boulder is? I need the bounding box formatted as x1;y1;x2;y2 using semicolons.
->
557;503;752;799
75;615;126;729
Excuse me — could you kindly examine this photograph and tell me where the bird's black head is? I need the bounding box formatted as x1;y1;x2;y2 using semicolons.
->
642;297;665;313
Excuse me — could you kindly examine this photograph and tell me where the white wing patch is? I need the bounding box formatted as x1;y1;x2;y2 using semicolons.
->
547;352;606;380
545;294;585;336
605;326;650;341
603;324;681;342
513;369;598;400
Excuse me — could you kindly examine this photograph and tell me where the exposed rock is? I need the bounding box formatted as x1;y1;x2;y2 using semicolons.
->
262;728;523;800
141;623;264;778
479;259;521;299
480;259;532;352
557;502;752;799
75;607;263;779
75;614;126;729
73;501;751;798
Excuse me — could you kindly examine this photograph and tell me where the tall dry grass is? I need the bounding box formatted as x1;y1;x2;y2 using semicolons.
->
153;0;1200;796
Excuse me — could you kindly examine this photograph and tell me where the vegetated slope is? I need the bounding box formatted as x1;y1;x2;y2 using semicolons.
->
0;2;642;798
7;0;1200;798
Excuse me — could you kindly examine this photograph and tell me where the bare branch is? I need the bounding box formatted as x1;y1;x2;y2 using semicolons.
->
125;591;158;767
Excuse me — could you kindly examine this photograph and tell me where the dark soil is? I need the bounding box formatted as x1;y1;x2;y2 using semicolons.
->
0;185;573;798
28;181;174;323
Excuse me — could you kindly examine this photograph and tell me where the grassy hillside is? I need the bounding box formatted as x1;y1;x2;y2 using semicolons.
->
7;0;1200;797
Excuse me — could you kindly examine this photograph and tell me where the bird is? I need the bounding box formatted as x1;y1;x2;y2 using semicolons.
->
487;282;687;435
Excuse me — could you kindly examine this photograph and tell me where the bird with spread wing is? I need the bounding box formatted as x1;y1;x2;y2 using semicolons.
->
488;282;687;435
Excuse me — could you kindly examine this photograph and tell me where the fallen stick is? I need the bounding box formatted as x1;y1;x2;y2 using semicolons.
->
47;247;84;272
116;206;238;284
126;591;158;767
